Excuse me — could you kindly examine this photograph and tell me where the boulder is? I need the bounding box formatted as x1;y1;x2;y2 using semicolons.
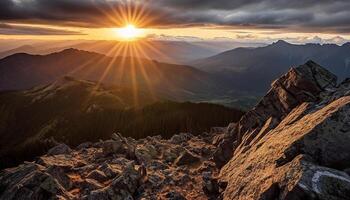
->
47;143;72;156
111;161;141;196
102;139;122;156
170;133;192;144
174;149;200;166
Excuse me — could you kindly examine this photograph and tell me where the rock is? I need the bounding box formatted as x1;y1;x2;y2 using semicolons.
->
98;163;121;178
149;160;168;170
76;142;93;150
111;161;141;195
163;148;181;163
174;149;200;166
170;133;192;144
47;143;72;156
88;187;116;200
135;144;158;165
219;61;350;200
111;132;124;142
147;174;164;188
102;139;122;156
81;178;104;191
47;165;72;190
0;120;218;200
202;172;219;196
86;169;108;182
0;163;70;199
165;191;187;200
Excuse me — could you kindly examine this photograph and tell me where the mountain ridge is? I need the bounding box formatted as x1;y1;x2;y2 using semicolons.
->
0;48;220;101
192;40;350;92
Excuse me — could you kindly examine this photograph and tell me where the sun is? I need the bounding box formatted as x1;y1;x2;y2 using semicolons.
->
116;24;143;40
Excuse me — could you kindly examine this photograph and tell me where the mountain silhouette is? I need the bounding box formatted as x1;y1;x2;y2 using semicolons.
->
0;49;220;101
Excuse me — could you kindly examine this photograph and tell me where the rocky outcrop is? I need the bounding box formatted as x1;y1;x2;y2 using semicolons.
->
214;61;338;168
219;61;350;200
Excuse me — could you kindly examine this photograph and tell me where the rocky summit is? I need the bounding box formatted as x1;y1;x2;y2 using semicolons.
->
0;132;222;200
1;60;350;200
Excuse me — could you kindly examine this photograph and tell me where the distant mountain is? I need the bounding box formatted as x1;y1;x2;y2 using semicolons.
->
0;40;225;63
192;40;350;92
0;45;38;59
63;40;219;64
0;78;243;168
0;49;221;101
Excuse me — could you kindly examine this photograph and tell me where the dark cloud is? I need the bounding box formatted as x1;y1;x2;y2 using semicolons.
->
0;23;84;35
0;0;350;33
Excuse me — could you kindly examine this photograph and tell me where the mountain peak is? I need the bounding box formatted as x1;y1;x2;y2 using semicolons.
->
272;40;291;46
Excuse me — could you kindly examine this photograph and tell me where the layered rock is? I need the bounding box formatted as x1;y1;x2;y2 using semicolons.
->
219;61;350;200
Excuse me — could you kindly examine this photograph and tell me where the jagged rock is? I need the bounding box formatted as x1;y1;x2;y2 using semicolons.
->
102;139;122;156
76;142;93;150
111;132;124;142
86;169;108;182
47;143;72;156
135;144;158;165
47;165;72;190
163;148;181;163
219;61;350;200
174;149;200;166
81;178;104;191
0;163;71;200
212;123;237;168
234;61;337;155
111;161;141;197
202;172;220;196
147;174;164;188
0;127;217;200
170;133;192;144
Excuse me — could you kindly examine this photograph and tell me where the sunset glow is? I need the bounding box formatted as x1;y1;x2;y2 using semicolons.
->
115;24;144;40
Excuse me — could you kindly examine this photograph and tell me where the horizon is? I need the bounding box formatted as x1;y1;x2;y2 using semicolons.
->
0;0;350;45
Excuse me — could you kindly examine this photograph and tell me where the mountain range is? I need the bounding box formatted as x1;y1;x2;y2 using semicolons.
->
0;40;264;64
192;40;350;92
0;49;222;101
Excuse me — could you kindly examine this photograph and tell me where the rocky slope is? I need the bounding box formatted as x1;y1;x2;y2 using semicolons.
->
219;61;350;199
1;60;350;200
0;132;223;200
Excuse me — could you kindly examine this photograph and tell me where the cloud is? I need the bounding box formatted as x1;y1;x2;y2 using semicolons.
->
0;0;349;34
0;23;84;35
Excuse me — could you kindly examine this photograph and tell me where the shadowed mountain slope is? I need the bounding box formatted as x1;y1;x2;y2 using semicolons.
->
0;49;222;101
192;40;350;92
0;78;243;169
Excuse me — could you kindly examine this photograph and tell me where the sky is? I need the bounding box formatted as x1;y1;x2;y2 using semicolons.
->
1;0;350;44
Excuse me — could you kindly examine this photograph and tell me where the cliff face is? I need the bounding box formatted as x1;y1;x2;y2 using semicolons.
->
1;61;350;200
220;61;350;200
